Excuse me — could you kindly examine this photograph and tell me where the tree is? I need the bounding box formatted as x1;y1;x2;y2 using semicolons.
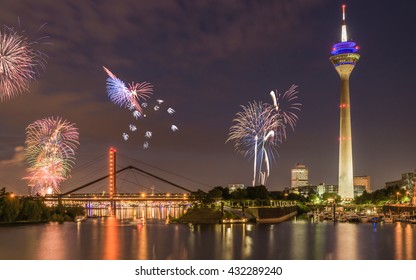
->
1;195;22;222
19;199;43;222
322;192;341;203
246;185;269;200
229;188;248;200
207;188;223;200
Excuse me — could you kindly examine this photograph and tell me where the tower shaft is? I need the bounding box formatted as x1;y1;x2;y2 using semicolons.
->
339;72;354;199
330;55;359;200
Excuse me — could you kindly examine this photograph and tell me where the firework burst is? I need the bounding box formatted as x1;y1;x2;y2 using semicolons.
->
0;26;46;101
103;66;153;114
24;116;79;195
227;101;278;186
103;66;178;150
227;85;301;186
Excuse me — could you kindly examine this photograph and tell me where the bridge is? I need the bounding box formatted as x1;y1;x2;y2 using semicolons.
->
46;147;206;208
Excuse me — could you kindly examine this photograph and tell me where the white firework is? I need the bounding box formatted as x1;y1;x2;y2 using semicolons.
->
129;124;137;131
133;110;142;119
122;133;129;141
171;125;178;132
154;105;160;111
167;108;175;114
157;99;164;104
143;141;149;149
145;131;152;138
142;102;148;108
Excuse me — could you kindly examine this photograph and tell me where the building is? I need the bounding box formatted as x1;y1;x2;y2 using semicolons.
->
330;5;360;200
228;184;244;193
385;171;415;203
385;172;414;192
297;185;318;197
317;183;339;197
290;164;309;193
354;185;366;197
354;175;371;193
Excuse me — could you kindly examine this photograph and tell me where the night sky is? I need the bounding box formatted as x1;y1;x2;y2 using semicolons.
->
1;0;415;194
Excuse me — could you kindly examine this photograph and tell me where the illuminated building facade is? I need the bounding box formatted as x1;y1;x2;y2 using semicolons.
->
317;183;338;197
330;5;360;200
354;175;371;194
291;164;309;193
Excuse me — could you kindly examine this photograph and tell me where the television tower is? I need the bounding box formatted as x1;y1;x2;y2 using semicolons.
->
330;5;360;200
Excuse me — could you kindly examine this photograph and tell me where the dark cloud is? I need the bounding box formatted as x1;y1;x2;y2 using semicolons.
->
0;146;25;167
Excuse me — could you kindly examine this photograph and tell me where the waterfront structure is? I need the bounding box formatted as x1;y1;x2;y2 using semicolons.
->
290;164;309;193
354;175;371;193
330;5;360;200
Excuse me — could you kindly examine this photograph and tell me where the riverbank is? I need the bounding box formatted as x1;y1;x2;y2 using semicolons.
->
176;206;297;224
175;208;239;223
0;220;49;226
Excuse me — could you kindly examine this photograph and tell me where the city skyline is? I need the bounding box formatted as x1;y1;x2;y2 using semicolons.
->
1;0;416;194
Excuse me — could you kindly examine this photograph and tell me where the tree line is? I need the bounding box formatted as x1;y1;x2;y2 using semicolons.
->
0;188;84;223
189;184;410;206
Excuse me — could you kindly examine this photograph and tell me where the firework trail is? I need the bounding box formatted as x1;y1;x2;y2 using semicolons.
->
103;66;178;149
227;85;301;185
103;66;153;114
24;116;79;195
269;84;301;143
0;26;46;101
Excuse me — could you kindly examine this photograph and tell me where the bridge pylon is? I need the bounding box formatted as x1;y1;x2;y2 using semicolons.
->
109;147;117;212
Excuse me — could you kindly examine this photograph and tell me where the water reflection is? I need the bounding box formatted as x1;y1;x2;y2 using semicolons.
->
104;216;119;260
36;223;67;259
1;213;416;260
395;223;414;260
334;223;358;259
86;205;188;221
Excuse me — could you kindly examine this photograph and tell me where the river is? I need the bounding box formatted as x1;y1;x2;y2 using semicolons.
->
0;207;415;260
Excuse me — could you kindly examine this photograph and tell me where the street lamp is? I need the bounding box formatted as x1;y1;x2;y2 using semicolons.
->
396;192;400;203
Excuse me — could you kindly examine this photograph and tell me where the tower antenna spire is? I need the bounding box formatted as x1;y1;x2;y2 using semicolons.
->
341;4;348;42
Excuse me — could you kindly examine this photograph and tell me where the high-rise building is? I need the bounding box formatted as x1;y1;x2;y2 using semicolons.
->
330;5;360;200
291;163;309;191
354;175;371;193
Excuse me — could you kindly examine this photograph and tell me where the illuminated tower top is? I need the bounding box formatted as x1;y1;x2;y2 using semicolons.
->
330;4;360;67
341;4;347;42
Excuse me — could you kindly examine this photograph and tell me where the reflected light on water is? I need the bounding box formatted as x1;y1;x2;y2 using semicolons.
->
104;216;119;260
335;224;358;259
136;222;148;259
241;224;253;258
221;224;234;259
3;210;416;260
36;223;66;259
395;223;414;260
